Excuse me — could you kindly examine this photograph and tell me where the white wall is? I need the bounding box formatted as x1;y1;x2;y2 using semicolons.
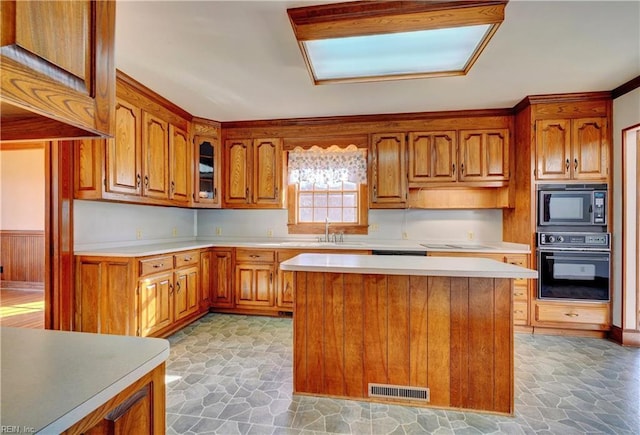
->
74;200;197;250
197;208;503;242
0;147;45;231
612;87;640;329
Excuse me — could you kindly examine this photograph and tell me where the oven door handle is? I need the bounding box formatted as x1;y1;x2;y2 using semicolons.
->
544;255;610;262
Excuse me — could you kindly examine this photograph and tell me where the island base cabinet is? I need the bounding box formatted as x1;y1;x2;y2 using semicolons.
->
62;363;165;435
293;272;513;415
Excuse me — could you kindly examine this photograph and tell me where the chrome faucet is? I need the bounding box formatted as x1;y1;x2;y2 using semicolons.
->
325;217;330;242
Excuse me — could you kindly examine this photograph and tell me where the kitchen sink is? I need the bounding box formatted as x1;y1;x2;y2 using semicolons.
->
278;241;365;247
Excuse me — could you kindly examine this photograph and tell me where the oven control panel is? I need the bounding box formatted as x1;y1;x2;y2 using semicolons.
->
538;232;610;249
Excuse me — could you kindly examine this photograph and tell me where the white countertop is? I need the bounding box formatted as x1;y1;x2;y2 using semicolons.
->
279;253;538;279
0;327;169;434
74;238;530;257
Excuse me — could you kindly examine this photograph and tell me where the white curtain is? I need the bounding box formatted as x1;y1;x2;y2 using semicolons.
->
287;145;367;185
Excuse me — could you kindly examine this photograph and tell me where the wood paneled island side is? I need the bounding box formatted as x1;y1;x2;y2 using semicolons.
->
279;253;538;415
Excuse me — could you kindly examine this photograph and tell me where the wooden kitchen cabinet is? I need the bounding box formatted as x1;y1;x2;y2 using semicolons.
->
408;131;457;184
192;118;222;208
0;0;115;141
107;98;142;196
535;117;609;181
369;133;407;208
224;138;283;208
169;125;191;204
75;249;206;338
234;249;276;308
210;248;234;308
74;139;104;200
141;111;170;200
458;129;510;182
533;300;610;331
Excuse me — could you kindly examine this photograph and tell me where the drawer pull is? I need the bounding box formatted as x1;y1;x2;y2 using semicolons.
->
152;263;164;268
249;254;260;258
514;310;524;314
514;292;524;296
183;256;192;261
565;312;579;317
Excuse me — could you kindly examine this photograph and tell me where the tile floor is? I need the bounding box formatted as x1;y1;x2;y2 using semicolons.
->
165;314;640;434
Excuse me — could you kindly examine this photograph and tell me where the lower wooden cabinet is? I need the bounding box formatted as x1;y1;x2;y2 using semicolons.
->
533;301;610;331
234;249;276;309
210;248;234;309
75;249;206;337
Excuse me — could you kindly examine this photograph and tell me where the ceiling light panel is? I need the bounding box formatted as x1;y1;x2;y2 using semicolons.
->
288;1;507;84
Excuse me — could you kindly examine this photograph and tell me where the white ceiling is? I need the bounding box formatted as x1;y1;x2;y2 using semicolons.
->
115;1;640;122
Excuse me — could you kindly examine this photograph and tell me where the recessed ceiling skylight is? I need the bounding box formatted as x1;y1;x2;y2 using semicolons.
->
288;1;507;85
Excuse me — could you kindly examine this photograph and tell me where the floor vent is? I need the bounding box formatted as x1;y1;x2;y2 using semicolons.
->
368;383;430;402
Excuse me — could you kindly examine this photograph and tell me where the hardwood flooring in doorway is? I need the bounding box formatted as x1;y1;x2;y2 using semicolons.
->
0;289;44;328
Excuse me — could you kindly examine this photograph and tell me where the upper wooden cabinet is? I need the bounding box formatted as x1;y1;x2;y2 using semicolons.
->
1;0;115;140
192;118;222;208
535;117;609;181
408;131;457;183
458;129;509;182
141;111;170;200
106;98;142;196
369;133;407;208
223;138;283;208
169;125;191;204
408;129;509;186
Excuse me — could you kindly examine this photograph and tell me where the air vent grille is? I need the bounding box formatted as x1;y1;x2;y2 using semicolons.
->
368;383;430;402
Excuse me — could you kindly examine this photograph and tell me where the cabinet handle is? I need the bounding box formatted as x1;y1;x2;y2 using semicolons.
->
460;163;464;175
152;263;164;268
574;158;578;170
514;292;524;296
372;185;377;200
565;159;570;171
514;310;524;314
452;163;456;175
144;175;149;187
176;282;181;293
249;254;260;258
169;283;174;294
171;181;175;193
136;174;141;188
564;312;579;317
184;256;192;261
246;187;250;203
270;272;273;283
213;187;217;199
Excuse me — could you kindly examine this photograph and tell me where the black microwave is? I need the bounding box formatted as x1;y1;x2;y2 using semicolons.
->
538;184;607;228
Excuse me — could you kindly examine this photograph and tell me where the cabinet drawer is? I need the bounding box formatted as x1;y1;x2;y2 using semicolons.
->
139;256;173;276
175;250;200;268
534;302;609;325
513;301;528;322
513;285;528;301
236;249;275;263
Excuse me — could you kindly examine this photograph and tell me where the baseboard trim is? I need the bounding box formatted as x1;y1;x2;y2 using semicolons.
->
609;325;640;347
0;280;44;291
532;326;607;339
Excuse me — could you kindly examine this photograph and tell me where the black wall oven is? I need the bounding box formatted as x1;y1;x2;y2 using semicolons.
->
537;232;610;302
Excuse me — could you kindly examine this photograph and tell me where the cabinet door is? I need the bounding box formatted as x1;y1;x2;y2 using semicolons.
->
107;99;142;195
572;118;609;180
74;139;104;200
504;254;529;326
174;266;199;321
408;131;456;183
536;119;571;180
370;133;407;208
253;138;283;206
139;272;173;337
224;139;252;205
200;250;211;310
278;270;295;309
211;249;234;308
235;263;275;307
141;112;169;199
169;124;191;204
459;129;509;182
193;135;221;207
0;1;115;140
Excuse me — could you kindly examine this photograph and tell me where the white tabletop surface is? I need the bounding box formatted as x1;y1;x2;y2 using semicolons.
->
279;253;538;278
0;327;169;434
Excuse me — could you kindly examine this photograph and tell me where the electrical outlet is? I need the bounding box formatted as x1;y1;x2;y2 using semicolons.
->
172;227;178;237
267;229;273;237
370;224;379;232
468;231;474;241
402;232;408;240
136;229;143;240
216;227;222;236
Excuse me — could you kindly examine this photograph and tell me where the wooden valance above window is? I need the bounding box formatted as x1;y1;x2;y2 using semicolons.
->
282;135;368;151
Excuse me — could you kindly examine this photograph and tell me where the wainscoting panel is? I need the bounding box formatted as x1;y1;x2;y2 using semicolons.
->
0;230;45;290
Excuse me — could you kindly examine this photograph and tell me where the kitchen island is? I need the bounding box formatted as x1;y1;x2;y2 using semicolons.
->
280;253;538;415
0;327;169;434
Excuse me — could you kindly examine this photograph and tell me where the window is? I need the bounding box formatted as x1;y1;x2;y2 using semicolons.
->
287;145;368;235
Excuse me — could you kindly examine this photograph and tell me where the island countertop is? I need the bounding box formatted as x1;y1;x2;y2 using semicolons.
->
0;327;169;433
279;253;538;279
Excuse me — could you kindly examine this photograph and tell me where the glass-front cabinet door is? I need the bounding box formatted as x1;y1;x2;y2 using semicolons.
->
193;135;221;208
